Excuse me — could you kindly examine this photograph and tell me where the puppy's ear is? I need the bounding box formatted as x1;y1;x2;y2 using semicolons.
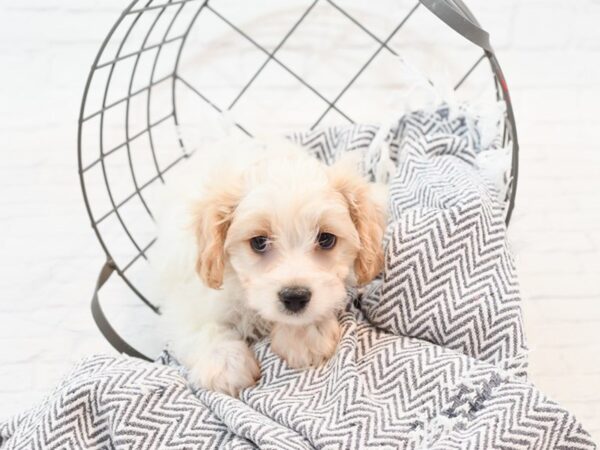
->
191;186;241;289
328;157;387;285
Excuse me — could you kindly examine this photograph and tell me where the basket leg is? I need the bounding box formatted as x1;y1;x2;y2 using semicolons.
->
91;260;153;362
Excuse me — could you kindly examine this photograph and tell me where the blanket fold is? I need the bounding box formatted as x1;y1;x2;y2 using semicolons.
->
359;107;528;377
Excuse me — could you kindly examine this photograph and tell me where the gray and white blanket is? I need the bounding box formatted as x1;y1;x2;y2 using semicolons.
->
1;107;595;449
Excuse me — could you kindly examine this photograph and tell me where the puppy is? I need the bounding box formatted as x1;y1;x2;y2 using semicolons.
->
152;136;387;396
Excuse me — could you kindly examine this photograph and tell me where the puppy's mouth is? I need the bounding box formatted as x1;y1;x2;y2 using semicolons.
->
273;302;315;326
280;305;306;316
278;302;309;318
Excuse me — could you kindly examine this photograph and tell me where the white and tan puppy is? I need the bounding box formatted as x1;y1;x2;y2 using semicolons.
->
153;136;386;396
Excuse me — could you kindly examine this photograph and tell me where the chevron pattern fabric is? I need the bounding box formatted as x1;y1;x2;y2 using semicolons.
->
360;108;528;377
1;107;595;449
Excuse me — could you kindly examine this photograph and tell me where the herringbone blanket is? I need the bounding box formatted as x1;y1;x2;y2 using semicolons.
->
1;107;595;449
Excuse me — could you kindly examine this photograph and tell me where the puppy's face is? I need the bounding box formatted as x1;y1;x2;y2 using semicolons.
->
225;183;361;325
193;147;386;326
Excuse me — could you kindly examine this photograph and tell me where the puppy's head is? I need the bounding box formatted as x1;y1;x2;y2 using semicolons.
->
193;145;386;325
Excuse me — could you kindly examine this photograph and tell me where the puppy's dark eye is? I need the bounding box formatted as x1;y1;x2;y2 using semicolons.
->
250;236;270;253
317;232;336;250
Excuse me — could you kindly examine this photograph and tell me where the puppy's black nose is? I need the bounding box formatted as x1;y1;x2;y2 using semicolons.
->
278;286;311;312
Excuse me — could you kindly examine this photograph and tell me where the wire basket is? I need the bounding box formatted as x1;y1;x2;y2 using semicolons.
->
78;0;519;359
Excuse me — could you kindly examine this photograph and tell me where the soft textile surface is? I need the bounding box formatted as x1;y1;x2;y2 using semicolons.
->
1;107;595;449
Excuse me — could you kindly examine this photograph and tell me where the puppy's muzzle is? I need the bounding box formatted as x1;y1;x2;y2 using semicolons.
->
278;286;311;313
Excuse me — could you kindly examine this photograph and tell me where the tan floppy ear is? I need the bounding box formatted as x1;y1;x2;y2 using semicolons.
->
329;158;387;285
191;187;240;289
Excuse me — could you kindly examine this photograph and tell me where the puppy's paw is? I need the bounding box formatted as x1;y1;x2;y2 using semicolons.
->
271;318;341;369
187;340;260;397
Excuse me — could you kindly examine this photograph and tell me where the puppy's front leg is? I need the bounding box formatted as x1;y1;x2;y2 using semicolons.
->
172;324;260;396
271;317;341;369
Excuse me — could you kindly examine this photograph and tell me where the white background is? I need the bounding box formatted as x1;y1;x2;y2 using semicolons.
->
0;0;599;441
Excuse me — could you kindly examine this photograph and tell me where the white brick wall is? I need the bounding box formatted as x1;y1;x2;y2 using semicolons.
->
495;1;600;438
0;0;598;441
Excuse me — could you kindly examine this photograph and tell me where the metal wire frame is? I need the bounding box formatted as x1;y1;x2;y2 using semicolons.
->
78;0;519;318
